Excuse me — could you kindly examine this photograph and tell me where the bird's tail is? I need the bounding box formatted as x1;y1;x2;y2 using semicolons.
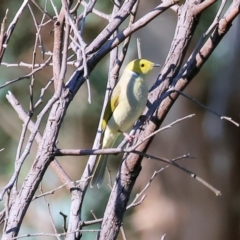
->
90;154;108;188
90;130;119;188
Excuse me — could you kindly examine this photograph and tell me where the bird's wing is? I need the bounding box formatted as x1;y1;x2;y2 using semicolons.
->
101;84;121;131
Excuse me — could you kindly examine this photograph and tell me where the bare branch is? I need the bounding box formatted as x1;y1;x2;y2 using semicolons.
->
8;229;100;240
0;9;8;55
52;3;66;91
59;211;68;233
0;57;52;89
136;38;142;59
54;113;194;157
161;234;167;240
0;0;30;62
87;0;180;59
31;0;54;20
132;114;195;150
33;181;72;201
127;167;168;210
39;184;61;240
80;0;110;20
133;151;221;196
175;90;239;126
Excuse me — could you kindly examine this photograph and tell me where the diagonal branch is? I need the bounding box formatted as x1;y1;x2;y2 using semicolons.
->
0;0;30;63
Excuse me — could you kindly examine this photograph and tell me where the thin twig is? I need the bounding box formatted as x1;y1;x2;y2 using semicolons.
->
161;234;167;240
132;114;195;150
79;0;109;20
0;0;29;62
59;212;68;232
39;184;61;240
82;218;102;227
34;78;54;109
80;1;92;103
0;9;8;57
133;151;221;196
13;116;32;194
90;210;98;220
120;226;127;240
50;0;59;17
127;154;190;210
63;0;90;102
174;90;239;126
1;60;77;68
31;0;54;20
137;38;142;59
8;229;100;240
33;181;72;200
0;57;52;89
127;167;167;209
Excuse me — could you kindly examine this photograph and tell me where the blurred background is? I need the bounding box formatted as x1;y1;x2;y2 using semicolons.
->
0;0;240;239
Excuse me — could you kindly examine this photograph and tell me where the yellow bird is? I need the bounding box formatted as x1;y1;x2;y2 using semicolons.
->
90;59;160;188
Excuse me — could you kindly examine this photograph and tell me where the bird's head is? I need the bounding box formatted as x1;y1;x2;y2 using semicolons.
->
126;59;160;75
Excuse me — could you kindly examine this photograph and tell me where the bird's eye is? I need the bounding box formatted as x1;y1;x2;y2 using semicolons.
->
140;63;145;67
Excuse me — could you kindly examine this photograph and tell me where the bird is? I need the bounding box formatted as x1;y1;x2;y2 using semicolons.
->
90;59;160;188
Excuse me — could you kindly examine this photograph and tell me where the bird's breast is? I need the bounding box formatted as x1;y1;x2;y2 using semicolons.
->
110;75;148;132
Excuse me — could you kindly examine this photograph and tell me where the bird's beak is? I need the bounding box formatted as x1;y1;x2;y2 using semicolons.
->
153;63;161;67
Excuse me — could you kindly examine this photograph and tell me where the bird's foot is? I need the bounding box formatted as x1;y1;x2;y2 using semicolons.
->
123;132;135;143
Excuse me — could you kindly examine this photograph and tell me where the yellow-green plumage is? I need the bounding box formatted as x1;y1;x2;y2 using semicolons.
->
90;59;160;188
